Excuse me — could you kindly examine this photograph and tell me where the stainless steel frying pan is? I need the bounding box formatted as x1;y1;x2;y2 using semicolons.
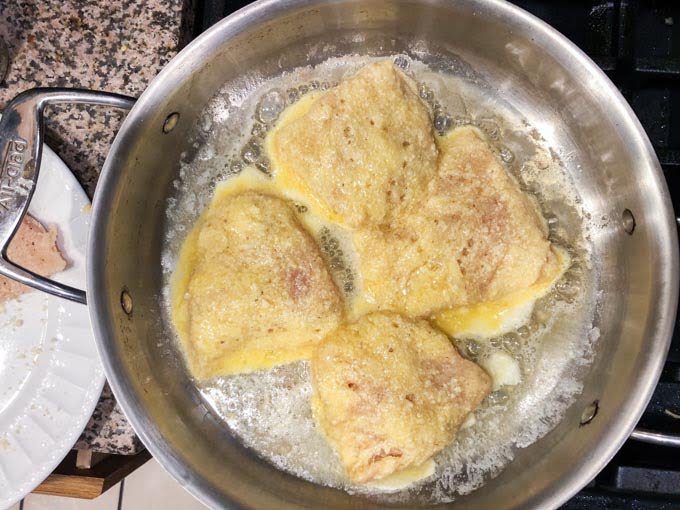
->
0;0;677;508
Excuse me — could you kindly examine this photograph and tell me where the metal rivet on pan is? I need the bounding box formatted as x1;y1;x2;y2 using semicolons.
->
580;400;599;426
121;289;133;316
162;112;180;133
622;209;636;235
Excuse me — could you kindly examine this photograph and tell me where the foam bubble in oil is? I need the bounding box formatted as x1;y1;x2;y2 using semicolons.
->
160;53;597;504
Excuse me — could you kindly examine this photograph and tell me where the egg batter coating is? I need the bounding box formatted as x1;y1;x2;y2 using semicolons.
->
266;60;438;227
352;125;560;319
172;191;343;379
351;217;468;318
430;126;557;303
311;313;491;483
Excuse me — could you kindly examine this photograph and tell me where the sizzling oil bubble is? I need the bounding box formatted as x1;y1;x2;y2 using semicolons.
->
255;160;271;175
475;118;500;140
418;83;434;102
229;160;243;174
251;122;267;138
455;115;473;127
544;213;559;227
286;87;300;104
394;55;410;70
501;333;520;353
467;340;482;357
434;109;452;135
499;146;515;164
293;203;308;214
241;138;262;164
318;227;355;296
200;114;213;133
486;390;509;406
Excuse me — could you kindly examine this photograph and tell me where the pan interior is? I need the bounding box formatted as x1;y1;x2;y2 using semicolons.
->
161;49;596;504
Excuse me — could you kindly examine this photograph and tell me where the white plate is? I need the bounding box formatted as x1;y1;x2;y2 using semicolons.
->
0;143;104;509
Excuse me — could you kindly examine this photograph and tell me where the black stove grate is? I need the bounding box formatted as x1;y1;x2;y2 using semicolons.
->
193;1;680;507
516;2;680;507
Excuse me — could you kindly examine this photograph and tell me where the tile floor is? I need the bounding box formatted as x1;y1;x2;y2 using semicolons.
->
14;459;208;510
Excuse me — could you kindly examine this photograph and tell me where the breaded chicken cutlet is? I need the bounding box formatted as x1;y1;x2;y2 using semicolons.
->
311;313;491;483
172;191;343;378
266;61;438;228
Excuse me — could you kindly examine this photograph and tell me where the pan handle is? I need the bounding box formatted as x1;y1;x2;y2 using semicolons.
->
0;88;135;305
630;428;680;447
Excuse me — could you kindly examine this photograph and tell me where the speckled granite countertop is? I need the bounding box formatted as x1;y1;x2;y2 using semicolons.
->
0;0;192;455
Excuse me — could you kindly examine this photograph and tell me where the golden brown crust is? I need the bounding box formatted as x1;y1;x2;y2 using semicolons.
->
267;60;439;228
311;313;491;483
174;191;343;378
430;126;552;303
351;125;554;317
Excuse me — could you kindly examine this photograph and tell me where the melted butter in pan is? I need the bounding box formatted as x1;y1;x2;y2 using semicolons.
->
172;60;573;489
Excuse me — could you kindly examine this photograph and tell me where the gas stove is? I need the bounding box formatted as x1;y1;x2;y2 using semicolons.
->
191;1;680;507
